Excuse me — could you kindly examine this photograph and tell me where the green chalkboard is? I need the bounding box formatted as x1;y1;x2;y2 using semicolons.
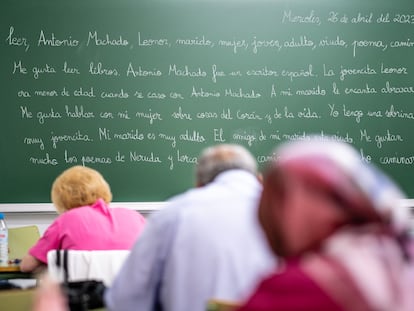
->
1;0;414;204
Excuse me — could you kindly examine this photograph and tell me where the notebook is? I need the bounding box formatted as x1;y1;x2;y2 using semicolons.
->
8;226;41;261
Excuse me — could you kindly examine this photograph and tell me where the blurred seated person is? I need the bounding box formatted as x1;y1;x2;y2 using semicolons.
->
237;137;414;311
20;165;146;273
32;273;68;311
106;144;275;311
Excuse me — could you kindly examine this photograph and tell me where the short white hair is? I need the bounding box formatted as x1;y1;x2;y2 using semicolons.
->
196;144;257;186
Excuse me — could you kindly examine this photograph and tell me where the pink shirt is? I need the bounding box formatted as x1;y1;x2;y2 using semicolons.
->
30;199;146;263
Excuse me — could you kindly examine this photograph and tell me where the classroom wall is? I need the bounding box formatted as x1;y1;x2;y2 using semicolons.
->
4;200;414;236
6;212;56;235
4;203;163;235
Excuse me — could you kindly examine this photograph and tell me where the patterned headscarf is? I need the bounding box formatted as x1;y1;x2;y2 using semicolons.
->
274;136;408;234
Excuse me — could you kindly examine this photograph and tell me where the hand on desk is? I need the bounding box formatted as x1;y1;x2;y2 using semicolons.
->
20;254;46;273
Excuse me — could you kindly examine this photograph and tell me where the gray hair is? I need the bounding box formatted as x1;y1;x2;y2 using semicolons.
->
196;144;258;186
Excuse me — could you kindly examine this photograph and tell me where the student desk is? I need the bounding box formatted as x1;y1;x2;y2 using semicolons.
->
0;287;107;311
0;288;36;311
0;266;37;311
0;264;33;281
0;264;20;273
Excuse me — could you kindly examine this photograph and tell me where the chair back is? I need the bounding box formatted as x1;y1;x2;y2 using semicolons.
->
47;249;130;286
9;226;40;261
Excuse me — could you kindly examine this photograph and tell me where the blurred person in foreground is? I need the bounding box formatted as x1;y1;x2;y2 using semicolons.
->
105;144;276;311
237;137;414;311
32;274;68;311
21;165;147;273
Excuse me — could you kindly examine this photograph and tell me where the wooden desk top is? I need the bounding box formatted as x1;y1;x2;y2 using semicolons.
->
0;264;21;273
0;264;34;281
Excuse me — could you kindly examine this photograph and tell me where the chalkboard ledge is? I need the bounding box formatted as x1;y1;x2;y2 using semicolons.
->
0;202;166;213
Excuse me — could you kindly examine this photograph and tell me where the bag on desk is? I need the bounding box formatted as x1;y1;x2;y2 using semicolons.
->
54;249;106;311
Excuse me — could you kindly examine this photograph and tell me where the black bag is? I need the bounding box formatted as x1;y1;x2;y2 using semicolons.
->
55;249;106;311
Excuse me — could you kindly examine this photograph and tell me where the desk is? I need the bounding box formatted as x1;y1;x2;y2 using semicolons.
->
0;264;20;273
0;265;33;280
0;265;35;311
0;288;35;311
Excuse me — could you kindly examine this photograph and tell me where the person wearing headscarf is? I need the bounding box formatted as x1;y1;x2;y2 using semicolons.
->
237;136;414;311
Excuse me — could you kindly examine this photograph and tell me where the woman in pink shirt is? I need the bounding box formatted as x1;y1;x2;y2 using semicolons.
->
20;165;146;273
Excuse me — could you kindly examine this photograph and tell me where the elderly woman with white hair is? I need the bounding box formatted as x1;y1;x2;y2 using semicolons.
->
21;165;146;273
238;136;414;311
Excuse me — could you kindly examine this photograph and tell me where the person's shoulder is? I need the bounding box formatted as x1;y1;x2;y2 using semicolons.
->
55;206;85;219
140;188;201;227
57;202;110;219
113;207;146;222
160;184;214;212
242;261;344;311
217;169;261;185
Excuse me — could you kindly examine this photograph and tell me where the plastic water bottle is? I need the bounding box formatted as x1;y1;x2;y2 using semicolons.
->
0;213;8;266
